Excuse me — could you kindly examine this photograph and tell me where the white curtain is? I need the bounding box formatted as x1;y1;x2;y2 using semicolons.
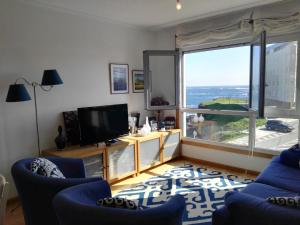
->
254;12;300;34
176;11;300;48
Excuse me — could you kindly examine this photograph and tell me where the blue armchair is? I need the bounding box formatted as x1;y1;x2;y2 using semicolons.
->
53;180;185;225
11;157;102;225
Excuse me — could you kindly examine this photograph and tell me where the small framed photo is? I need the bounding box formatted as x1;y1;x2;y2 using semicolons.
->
132;70;144;93
109;63;129;94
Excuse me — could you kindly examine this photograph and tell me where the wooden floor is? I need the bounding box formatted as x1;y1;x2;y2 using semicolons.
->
5;159;256;225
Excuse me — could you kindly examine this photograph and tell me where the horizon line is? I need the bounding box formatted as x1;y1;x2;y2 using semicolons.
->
186;85;249;87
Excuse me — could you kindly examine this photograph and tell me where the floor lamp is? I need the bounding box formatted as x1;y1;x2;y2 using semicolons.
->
6;70;63;156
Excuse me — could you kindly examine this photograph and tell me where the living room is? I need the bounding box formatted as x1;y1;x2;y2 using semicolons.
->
1;0;300;225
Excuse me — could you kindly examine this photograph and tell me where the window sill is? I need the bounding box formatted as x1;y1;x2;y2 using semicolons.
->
181;137;277;159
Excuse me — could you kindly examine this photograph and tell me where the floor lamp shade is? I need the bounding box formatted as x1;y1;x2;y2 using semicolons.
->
41;70;63;86
6;84;32;102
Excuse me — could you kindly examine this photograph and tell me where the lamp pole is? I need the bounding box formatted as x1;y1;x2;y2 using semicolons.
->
33;84;41;155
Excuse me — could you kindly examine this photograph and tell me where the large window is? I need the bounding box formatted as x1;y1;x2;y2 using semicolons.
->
182;39;299;153
184;46;250;109
256;41;299;151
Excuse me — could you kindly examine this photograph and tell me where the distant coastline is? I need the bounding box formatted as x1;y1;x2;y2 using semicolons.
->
186;85;249;108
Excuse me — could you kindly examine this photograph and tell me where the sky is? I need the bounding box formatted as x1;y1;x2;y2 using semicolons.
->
184;46;250;87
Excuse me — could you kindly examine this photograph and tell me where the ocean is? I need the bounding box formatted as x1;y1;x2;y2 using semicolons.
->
186;86;249;108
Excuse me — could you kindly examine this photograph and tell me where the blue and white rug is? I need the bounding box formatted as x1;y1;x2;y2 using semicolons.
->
114;164;253;225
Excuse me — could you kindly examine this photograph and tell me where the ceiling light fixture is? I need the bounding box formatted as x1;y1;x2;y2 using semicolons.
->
176;0;182;10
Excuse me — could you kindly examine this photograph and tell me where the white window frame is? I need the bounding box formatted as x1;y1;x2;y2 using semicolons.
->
179;33;300;155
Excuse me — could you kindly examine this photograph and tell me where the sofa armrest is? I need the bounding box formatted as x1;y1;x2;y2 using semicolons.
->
47;177;102;192
47;157;86;178
225;191;300;225
212;206;230;225
280;150;300;169
54;185;185;225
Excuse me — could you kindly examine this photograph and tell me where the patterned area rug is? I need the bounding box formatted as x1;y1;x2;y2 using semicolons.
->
114;164;253;225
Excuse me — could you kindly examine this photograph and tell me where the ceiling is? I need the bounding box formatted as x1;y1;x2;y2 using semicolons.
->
25;0;284;29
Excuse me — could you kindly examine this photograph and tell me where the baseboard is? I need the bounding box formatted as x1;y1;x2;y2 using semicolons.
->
179;156;259;176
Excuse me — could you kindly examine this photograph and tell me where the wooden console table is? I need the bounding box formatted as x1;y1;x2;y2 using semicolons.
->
42;129;181;184
124;129;181;174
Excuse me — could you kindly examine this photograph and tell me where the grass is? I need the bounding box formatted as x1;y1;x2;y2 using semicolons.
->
198;98;266;141
200;97;248;105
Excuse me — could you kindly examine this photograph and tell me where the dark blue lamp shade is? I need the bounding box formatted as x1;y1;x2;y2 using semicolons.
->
41;70;63;86
6;84;32;102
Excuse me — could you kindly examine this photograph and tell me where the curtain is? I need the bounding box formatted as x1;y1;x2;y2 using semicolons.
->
176;10;300;49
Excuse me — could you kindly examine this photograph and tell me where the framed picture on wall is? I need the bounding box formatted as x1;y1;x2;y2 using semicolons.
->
132;70;144;93
109;63;129;94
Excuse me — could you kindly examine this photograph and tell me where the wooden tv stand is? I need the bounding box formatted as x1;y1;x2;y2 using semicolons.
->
42;129;181;184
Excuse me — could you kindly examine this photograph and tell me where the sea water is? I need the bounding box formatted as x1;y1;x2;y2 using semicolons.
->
186;85;249;108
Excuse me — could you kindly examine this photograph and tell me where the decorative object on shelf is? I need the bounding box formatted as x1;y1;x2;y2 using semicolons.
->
63;111;80;145
151;96;169;106
193;130;198;139
6;69;63;156
148;116;158;131
140;117;151;136
55;126;66;150
130;112;140;128
128;116;137;134
150;120;158;131
164;116;176;130
145;116;151;132
140;127;148;136
148;116;157;123
132;70;144;93
198;114;205;123
159;121;166;131
192;115;199;123
109;63;129;94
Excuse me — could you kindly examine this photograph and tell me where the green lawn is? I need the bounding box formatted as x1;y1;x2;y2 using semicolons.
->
199;98;266;141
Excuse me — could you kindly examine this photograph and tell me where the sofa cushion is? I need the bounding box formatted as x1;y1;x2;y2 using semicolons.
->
30;158;65;179
255;156;300;193
241;183;298;199
267;196;300;208
280;148;300;168
96;197;141;210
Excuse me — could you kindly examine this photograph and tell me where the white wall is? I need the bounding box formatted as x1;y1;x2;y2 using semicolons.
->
182;144;272;172
0;0;156;197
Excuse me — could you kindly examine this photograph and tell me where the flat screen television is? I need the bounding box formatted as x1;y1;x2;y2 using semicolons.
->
78;104;128;146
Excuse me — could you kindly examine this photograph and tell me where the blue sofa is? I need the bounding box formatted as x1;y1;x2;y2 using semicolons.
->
53;180;186;225
212;150;300;225
11;157;102;225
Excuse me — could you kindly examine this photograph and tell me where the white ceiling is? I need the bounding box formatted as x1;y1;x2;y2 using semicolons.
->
25;0;284;29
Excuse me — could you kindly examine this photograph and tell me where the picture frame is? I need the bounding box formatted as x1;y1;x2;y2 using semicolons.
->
132;70;144;93
109;63;129;94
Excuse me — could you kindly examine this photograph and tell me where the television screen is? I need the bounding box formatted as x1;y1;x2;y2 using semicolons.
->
78;104;128;146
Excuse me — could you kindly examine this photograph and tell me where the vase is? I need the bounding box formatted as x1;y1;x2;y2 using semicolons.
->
145;117;151;133
55;125;66;150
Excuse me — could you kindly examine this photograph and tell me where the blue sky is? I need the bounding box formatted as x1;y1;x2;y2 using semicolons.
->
184;46;250;87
